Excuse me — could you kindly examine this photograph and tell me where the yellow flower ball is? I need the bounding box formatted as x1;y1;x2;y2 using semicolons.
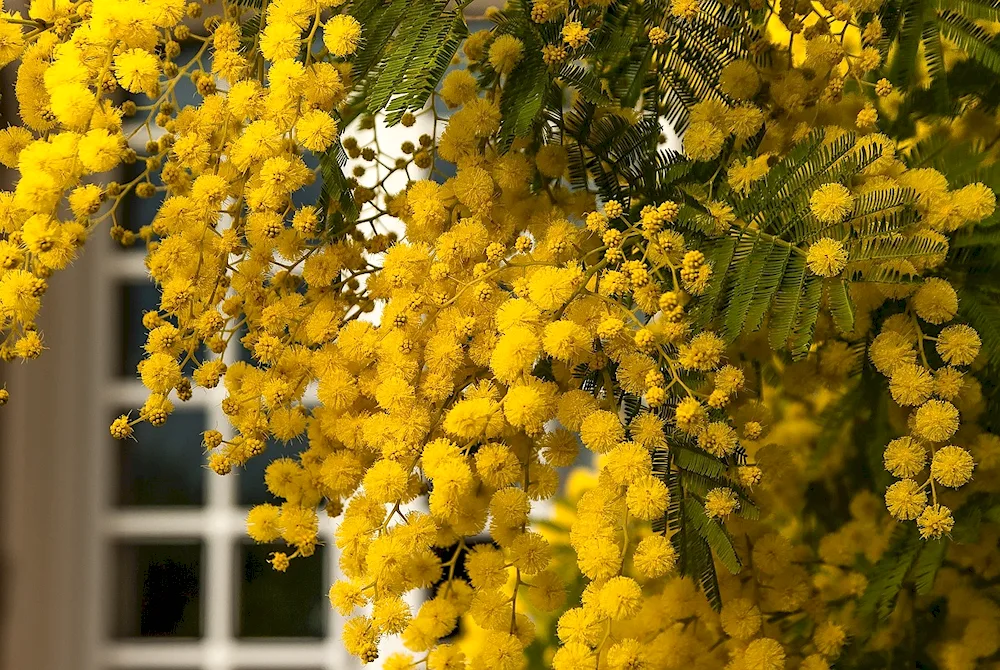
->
810;183;855;223
113;48;160;94
743;637;786;670
930;445;975;488
913;399;960;443
720;597;762;640
323;14;362;58
883;436;926;478
597;576;642;621
683;121;725;161
719;59;760;99
705;487;739;518
913;278;959;325
580;409;625;453
916;504;954;539
889;363;934;406
936;324;981;366
884;478;927;520
632;534;677;578
625;474;670;520
806;237;849;277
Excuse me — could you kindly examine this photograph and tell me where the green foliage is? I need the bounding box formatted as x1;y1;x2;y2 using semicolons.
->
677;131;954;354
827;279;857;335
857;525;923;630
670;443;729;479
358;0;468;124
649;433;761;608
319;143;360;229
855;492;1000;645
883;0;1000;91
683;497;742;574
911;538;947;595
655;0;763;129
659;468;724;611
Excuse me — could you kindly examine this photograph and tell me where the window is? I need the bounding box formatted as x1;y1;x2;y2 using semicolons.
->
0;10;494;670
75;34;364;664
84;194;360;670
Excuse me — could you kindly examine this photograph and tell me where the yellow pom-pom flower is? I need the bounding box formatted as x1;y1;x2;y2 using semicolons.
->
913;278;959;325
721;598;762;640
323;14;362;57
930;445;975;487
489;34;524;75
916;504;954;539
632;534;677;578
810;183;855;223
719;59;760;99
936;324;981;366
113;48;160;94
705;487;739;518
597;576;642;620
884;479;927;520
806;237;849;277
889;363;934;406
913;399;960;443
683;121;725;161
883;436;926;478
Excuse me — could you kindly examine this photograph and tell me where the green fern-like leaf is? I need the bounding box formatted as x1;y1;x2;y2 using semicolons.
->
938;10;1000;74
857;525;922;630
912;538;948;595
718;231;796;342
827;279;856;335
499;59;550;150
849;231;950;262
361;1;467;122
935;0;1000;19
683;498;742;574
319;143;359;229
886;0;929;91
672;446;729;479
557;64;612;105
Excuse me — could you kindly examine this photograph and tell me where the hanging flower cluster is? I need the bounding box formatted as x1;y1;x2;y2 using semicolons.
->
3;0;1000;665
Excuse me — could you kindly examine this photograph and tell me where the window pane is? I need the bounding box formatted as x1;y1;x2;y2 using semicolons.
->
115;161;165;237
237;437;291;507
118;282;206;379
237;543;325;638
116;409;206;507
115;542;203;638
119;282;160;378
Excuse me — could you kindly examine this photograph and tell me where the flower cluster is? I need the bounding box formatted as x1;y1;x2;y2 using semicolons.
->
873;294;981;538
3;0;1000;666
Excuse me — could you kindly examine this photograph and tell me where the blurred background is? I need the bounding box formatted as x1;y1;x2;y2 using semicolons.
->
0;2;495;669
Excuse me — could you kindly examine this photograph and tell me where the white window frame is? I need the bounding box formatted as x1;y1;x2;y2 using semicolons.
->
0;7;500;667
82;228;361;670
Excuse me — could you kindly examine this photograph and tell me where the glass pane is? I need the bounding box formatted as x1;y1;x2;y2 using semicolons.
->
115;542;203;638
121;43;207;115
116;161;165;237
234;324;253;363
119;282;160;378
237;543;325;638
290;153;323;209
118;282;207;379
237;437;292;507
116;409;206;507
